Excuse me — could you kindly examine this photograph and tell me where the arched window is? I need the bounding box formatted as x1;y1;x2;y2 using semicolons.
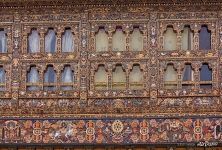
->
199;25;211;51
45;29;56;53
164;26;177;51
164;64;177;89
61;65;73;90
27;66;40;91
94;64;107;90
112;27;126;51
96;27;108;52
130;27;143;51
0;67;5;91
44;65;56;91
62;28;74;52
181;25;193;50
112;64;126;90
182;64;194;89
0;29;7;53
129;64;143;89
200;63;212;89
28;29;40;53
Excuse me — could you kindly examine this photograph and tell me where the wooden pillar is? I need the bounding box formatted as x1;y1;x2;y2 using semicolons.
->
125;68;130;89
125;28;130;51
193;28;199;51
39;31;45;53
108;68;112;90
108;30;113;52
56;30;62;53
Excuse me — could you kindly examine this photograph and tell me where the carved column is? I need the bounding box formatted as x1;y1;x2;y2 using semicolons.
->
108;30;113;52
5;65;11;92
40;30;45;53
143;25;149;90
210;23;219;89
90;67;95;90
56;66;61;91
72;26;78;52
159;23;164;51
90;26;96;52
149;13;158;106
177;31;182;51
57;29;62;53
194;63;201;90
6;26;12;54
212;63;217;88
143;66;148;90
39;67;44;91
125;68;130;89
21;64;27;92
79;12;89;106
22;29;28;54
73;65;78;89
211;23;216;51
178;62;182;89
125;27;130;51
108;67;113;90
193;26;199;51
12;12;22;119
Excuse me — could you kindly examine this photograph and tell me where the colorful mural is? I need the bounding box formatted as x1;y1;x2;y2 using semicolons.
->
0;118;221;145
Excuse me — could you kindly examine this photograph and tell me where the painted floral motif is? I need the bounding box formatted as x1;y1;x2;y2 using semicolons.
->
0;118;221;144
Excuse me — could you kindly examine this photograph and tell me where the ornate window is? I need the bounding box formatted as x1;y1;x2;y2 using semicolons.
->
0;66;5;91
28;29;40;53
27;66;40;91
181;25;194;50
129;64;143;89
0;29;7;53
112;64;126;90
44;65;56;91
200;63;212;89
95;27;108;52
112;27;126;51
45;28;56;53
94;64;107;90
62;28;74;52
61;65;74;90
199;25;211;51
182;63;194;89
163;26;177;51
164;64;177;89
129;27;143;51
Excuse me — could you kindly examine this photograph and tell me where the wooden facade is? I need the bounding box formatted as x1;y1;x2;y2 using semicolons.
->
0;0;221;149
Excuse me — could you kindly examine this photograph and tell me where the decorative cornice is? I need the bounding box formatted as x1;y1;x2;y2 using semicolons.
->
0;0;221;8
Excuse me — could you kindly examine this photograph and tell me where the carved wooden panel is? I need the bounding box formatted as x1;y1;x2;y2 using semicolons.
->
0;0;220;146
